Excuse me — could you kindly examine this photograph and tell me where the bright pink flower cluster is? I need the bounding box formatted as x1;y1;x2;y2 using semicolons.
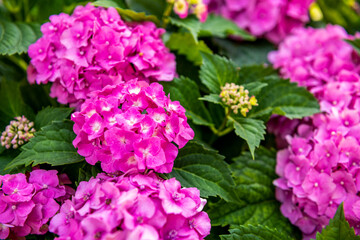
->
269;25;360;96
269;25;360;239
0;170;73;239
204;0;313;43
27;4;176;108
49;171;211;240
71;80;194;174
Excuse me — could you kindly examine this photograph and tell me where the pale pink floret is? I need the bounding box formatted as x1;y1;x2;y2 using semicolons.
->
71;81;194;174
28;4;176;108
49;172;211;240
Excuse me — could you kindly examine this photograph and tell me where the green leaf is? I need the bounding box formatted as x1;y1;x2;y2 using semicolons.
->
170;17;201;42
0;20;41;55
231;117;265;159
199;93;222;105
0;79;33;129
92;0;126;8
315;203;360;240
237;65;277;84
346;39;360;56
125;0;166;19
6;120;84;170
92;1;159;24
248;76;320;121
220;225;293;240
168;141;236;202
215;38;275;66
35;107;73;129
162;76;213;127
166;32;212;65
199;14;254;41
208;148;300;237
199;53;239;93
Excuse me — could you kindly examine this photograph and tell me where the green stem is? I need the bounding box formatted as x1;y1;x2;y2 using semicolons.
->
209;108;233;137
7;55;28;72
217;126;234;137
162;3;173;28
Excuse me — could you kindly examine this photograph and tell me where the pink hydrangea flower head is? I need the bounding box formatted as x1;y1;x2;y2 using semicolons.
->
71;81;194;174
269;25;360;101
28;4;176;108
49;172;211;240
0;170;72;239
204;0;313;43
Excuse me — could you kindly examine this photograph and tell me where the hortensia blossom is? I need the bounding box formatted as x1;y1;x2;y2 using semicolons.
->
268;24;360;239
49;171;211;240
204;0;314;43
1;116;36;150
27;4;176;108
71;80;194;174
0;170;73;239
269;25;360;98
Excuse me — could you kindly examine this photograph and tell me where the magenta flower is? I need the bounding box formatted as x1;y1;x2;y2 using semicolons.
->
0;170;73;239
49;172;211;240
71;81;194;174
28;4;176;108
205;0;313;43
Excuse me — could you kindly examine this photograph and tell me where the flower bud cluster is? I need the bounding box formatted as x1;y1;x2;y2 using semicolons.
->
168;0;208;22
1;116;36;149
220;83;258;116
71;80;194;174
0;170;73;239
205;0;314;43
49;171;211;240
28;4;176;108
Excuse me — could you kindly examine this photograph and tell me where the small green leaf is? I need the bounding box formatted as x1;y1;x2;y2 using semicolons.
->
35;107;73;129
199;14;254;41
92;0;126;8
199;53;239;93
6;120;84;170
168;141;237;202
315;203;360;240
170;17;201;42
166;32;212;65
199;93;222;105
0;20;41;55
162;76;213;127
248;76;320;121
220;225;292;240
92;1;159;24
231;117;265;158
208;148;300;237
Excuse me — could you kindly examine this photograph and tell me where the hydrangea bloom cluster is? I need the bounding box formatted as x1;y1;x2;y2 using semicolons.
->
49;171;211;240
0;170;72;239
219;83;258;116
204;0;314;43
168;0;208;22
269;24;360;98
27;4;176;108
1;116;36;149
71;80;194;174
269;25;360;239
